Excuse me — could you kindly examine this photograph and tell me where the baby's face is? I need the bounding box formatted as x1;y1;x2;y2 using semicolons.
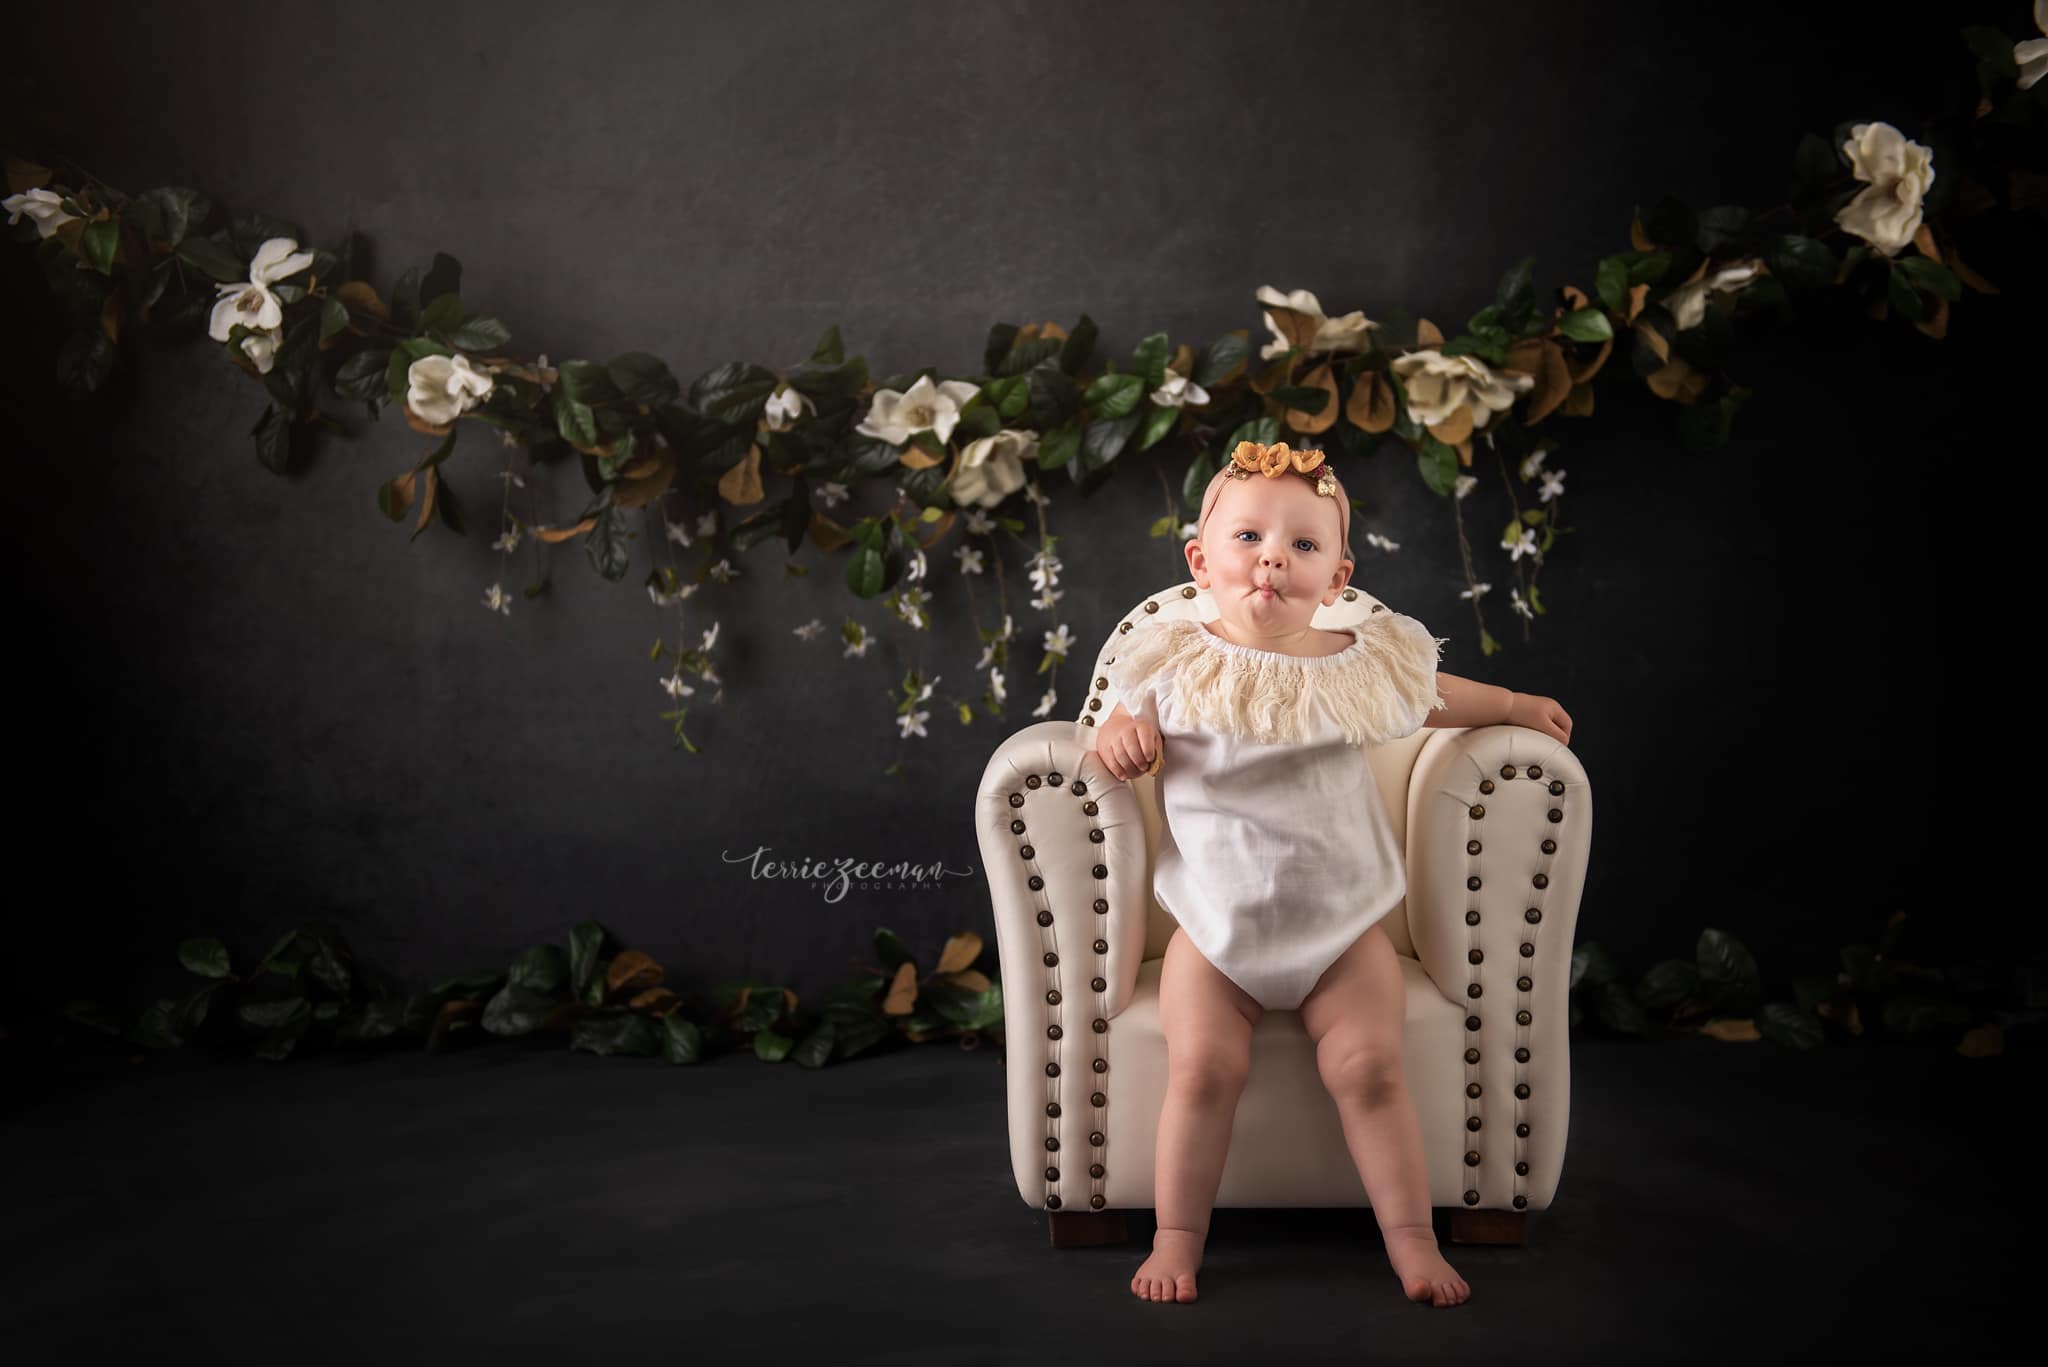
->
1187;474;1352;632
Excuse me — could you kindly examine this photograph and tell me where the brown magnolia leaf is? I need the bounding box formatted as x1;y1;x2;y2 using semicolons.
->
1523;342;1573;426
1415;318;1444;349
437;999;480;1023
1957;1024;2002;1058
535;516;596;544
1912;294;1949;341
1455;438;1473;468
384;470;418;519
1561;383;1596;417
1645;356;1706;404
6;157;53;193
99;292;120;345
935;930;983;975
1629;213;1655;251
614;445;677;508
917;509;957;549
1248;357;1290;395
783;988;799;1016
881;961;918;1016
1948;248;1998;294
1625;283;1648;324
897;444;943;470
334;281;389;325
1816;999;1863;1036
942;969;992;993
717;443;765;504
1502;337;1544;377
1637;320;1669;363
1698;1018;1760;1042
1426;402;1474;447
1034;320;1069;343
1975;93;1993;118
416;466;438;533
629;986;677;1011
606;950;664;994
1559;284;1589;311
1679;256;1710;287
1263;305;1321;354
809;511;853;550
1169;343;1194;378
404;404;452;437
1567;335;1614;386
1865;295;1888;322
1285;361;1340;434
1014;323;1042;345
1345;370;1396;433
1911;223;1939;260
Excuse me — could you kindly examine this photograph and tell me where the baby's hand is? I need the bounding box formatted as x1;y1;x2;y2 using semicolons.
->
1508;691;1573;744
1095;705;1164;782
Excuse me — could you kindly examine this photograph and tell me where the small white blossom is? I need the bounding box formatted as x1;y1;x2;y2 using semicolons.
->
2;187;81;237
700;661;722;686
1000;612;1015;640
708;558;738;583
1364;531;1401;553
1459;581;1492;601
763;382;816;432
499;430;521;449
696;511;718;536
898;709;931;738
1519;450;1549;481
843;621;871;658
989;667;1007;704
1149;370;1210;408
819;481;851;507
1509;588;1535;621
1503;527;1539;562
913;675;940;704
793;618;826;641
964;509;997;535
1030;587;1064;611
1537;468;1567;503
954;545;985;575
700;620;721;652
1027;551;1063;593
1454;474;1479;501
493;526;521;554
894;586;931;629
1043;624;1075;657
905;549;928;583
665;517;693;547
497;468;526;488
482;583;513;616
660;669;695;699
974;640;997;671
1022;482;1048;508
1031;687;1058;719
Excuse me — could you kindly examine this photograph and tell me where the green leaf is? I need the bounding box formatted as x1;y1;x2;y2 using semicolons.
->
847;544;886;597
1896;254;1960;301
1136;402;1181;452
448;315;512;351
875;928;915;972
175;234;244;283
1594;981;1647;1036
1083;372;1146;419
1493;255;1535;324
553;386;599;448
1035;418;1080;472
1962;24;2021;78
318;296;351;343
508;943;568;995
178;936;232;978
1415;435;1459;495
420;291;463;337
1182;449;1219;509
1695;205;1748;255
334;347;390;401
570;1010;660;1056
689;361;778;425
608;352;681;407
810;323;845;365
82;218;119;274
251;403;294;474
56;326;116;399
1570;942;1619;989
790;1020;837;1068
1193;332;1249;388
482;984;557;1036
1885;266;1926;321
584;505;632;581
1634;959;1699;1008
1078;412;1139;471
660;1015;703;1064
1696;928;1760;995
390;267;422;331
1556;308;1612;343
1765;234;1836;291
420;251;462;308
753;1029;794;1062
1058;314;1098;374
570;922;607;1005
1129;331;1170;389
1755;1002;1825;1050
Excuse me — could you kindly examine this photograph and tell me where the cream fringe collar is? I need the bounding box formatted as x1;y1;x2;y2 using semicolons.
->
1111;612;1447;746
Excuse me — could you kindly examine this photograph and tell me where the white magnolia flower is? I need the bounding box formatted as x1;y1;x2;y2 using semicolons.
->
842;621;871;658
696;511;718;536
664;516;693;547
1665;260;1764;331
856;373;981;445
1453;474;1478;501
700;620;720;652
1364;531;1401;553
206;237;316;373
407;353;496;427
1834;121;1934;257
1509;588;1535;621
1390;350;1535;432
964;509;997;535
708;558;738;583
1537;468;1567;503
905;549;928;583
1149;370;1210;408
793;618;826;640
989;667;1007;704
2018;1;2048;89
1503;527;1539;562
1255;285;1378;360
482;583;512;616
763;382;815;432
819;481;850;507
660;669;695;699
2;187;81;237
898;709;930;739
950;428;1037;509
493;526;521;553
1043;623;1075;656
1031;688;1058;719
954;545;985;575
1459;581;1492;601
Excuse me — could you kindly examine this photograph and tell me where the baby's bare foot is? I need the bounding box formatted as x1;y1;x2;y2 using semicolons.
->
1385;1225;1470;1306
1130;1226;1204;1303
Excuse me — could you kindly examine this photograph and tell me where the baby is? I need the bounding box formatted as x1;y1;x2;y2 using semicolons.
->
1092;439;1573;1308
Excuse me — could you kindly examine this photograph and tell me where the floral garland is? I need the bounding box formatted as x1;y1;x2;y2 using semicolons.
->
6;11;2044;757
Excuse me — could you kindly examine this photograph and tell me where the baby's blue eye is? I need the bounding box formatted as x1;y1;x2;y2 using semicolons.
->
1295;539;1316;552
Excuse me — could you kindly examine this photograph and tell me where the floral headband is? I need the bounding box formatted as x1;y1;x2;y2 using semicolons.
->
1198;440;1348;545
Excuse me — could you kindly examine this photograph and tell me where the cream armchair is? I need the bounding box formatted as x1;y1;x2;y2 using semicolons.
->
975;581;1592;1249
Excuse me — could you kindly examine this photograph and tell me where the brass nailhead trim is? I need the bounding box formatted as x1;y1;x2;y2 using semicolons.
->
1516;1123;1529;1137
1467;1116;1482;1131
1093;898;1108;912
1083;801;1099;815
1516;1010;1532;1026
1036;911;1053;927
1470;804;1486;819
1091;1195;1106;1209
1466;1015;1481;1030
1466;1048;1481;1064
1020;845;1035;860
1466;910;1481;926
1047;1195;1061;1209
1043;951;1057;966
1465;1151;1481;1166
1072;780;1087;795
1089;829;1105;843
1090;977;1106;991
1081;716;1094;726
1467;839;1482;855
1009;793;1024;808
1533;873;1549;889
1120;622;1132;633
1026;775;1041;789
1144;601;1159;613
1520;942;1535;957
1513;1195;1528;1209
1469;948;1484;965
1181;587;1196;598
1011;819;1025;833
1047;1025;1062;1039
1466;1083;1482;1098
1095;677;1108;690
1480;779;1495;794
1464;1190;1479;1205
1467;983;1483;999
1526;908;1543;923
1088;698;1101;711
1515;1083;1531;1099
1550;780;1565;795
1548;809;1563;822
1028;876;1044;891
1518;976;1533;992
1541;839;1556;854
1343;588;1358;600
1047;1102;1060;1116
1466;876;1482;891
1092;864;1107;879
1500;764;1517;779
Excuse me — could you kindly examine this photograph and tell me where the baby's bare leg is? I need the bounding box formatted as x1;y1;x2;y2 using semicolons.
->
1132;926;1262;1304
1299;922;1470;1307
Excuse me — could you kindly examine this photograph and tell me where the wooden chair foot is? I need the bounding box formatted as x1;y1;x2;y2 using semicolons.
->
1447;1208;1528;1246
1048;1209;1129;1248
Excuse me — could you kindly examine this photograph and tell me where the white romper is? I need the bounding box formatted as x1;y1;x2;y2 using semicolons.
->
1102;612;1448;1011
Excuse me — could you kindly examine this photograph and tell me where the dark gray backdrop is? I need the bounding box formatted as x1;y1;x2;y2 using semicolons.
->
3;1;2020;1019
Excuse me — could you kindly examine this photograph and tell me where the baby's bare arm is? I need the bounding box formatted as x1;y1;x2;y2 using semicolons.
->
1093;701;1163;781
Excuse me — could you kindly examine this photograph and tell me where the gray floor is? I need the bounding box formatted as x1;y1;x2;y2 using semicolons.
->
5;1030;2023;1361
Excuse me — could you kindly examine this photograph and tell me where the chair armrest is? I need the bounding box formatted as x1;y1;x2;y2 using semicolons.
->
975;721;1154;1030
1402;722;1592;1212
